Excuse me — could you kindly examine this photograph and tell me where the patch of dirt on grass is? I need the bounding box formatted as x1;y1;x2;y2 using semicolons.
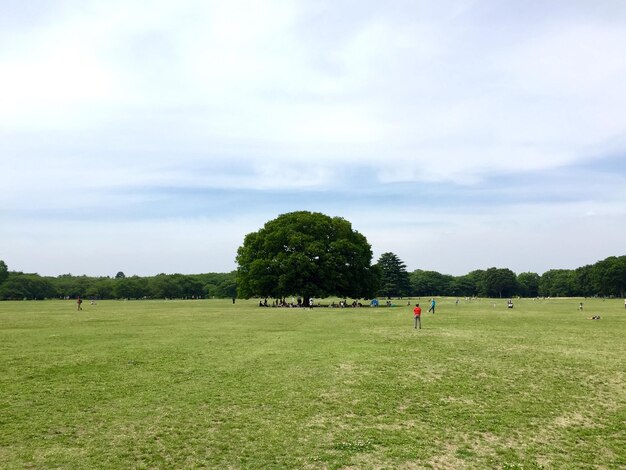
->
553;412;597;428
374;420;419;431
305;412;353;433
344;456;386;469
302;461;329;470
426;443;469;470
337;362;356;372
408;369;443;383
580;370;625;413
439;395;475;405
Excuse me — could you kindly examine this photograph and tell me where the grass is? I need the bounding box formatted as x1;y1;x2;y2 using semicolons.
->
0;297;624;469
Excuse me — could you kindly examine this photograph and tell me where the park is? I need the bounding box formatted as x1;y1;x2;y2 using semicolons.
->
4;1;626;467
1;296;624;468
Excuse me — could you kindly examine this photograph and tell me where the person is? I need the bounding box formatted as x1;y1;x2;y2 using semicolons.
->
428;298;436;314
588;315;601;320
578;302;583;311
309;297;314;309
507;299;514;309
413;303;422;329
76;296;83;311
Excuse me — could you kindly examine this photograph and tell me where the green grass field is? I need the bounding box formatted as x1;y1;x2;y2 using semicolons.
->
1;298;624;469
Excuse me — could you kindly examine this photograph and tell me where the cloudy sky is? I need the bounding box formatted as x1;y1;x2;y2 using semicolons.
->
1;0;625;277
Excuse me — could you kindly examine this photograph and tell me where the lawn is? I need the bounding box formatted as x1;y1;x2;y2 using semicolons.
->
1;297;624;469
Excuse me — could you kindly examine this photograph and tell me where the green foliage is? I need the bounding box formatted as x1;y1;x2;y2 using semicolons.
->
201;272;237;298
574;264;595;297
85;277;115;299
376;252;410;297
0;272;237;300
408;257;626;299
410;269;452;296
465;269;486;295
591;255;626;297
236;211;378;299
482;267;518;298
540;269;576;297
448;274;478;297
517;272;540;297
115;275;150;299
0;273;57;300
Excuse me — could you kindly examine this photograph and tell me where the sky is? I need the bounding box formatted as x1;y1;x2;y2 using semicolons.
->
1;0;625;277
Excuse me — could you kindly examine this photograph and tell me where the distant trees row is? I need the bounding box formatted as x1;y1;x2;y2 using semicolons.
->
0;254;623;301
377;255;626;299
0;268;236;301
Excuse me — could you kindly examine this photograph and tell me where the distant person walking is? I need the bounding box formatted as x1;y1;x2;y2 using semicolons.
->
76;296;83;311
413;303;422;329
428;298;436;314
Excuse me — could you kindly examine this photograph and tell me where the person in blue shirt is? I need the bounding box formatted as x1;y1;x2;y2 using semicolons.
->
428;298;436;314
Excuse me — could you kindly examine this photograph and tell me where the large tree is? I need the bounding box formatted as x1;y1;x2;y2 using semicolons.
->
236;211;379;300
376;252;410;297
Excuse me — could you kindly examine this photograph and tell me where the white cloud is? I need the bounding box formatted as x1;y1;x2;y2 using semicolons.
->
3;1;625;179
1;1;626;275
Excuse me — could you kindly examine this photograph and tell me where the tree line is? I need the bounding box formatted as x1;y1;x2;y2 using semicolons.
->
0;255;624;301
0;264;237;301
377;253;626;299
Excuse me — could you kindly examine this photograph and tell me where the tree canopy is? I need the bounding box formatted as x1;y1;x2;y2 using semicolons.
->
376;252;410;297
410;270;453;296
517;272;540;297
236;211;379;300
0;269;237;301
482;267;518;298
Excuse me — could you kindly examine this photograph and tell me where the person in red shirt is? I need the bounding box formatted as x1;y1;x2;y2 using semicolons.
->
413;303;422;329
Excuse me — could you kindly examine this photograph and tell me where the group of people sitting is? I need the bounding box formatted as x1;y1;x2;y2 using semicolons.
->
257;298;366;308
259;298;307;308
329;300;363;308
